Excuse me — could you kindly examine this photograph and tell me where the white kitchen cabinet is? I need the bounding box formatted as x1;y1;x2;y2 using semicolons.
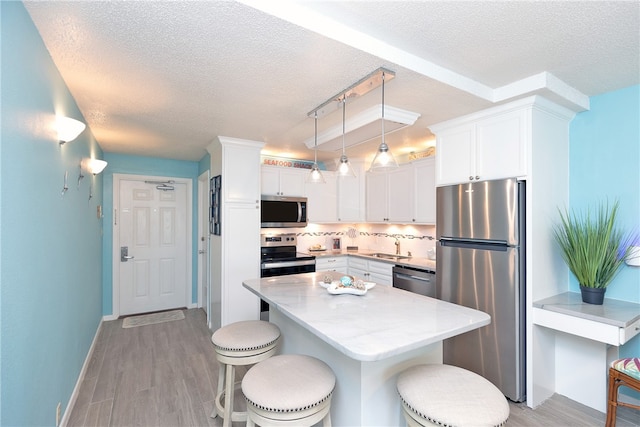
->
348;257;393;286
365;164;415;223
365;171;388;222
337;160;365;222
261;166;306;196
305;172;337;223
207;137;263;331
413;158;436;224
315;255;348;273
431;108;527;186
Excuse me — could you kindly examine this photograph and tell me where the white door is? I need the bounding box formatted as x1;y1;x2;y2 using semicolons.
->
197;171;210;322
117;177;188;316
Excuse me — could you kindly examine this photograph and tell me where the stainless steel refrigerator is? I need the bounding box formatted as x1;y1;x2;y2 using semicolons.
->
436;178;526;402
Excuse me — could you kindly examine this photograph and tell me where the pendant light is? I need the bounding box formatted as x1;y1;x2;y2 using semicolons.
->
369;71;399;172
306;111;325;184
337;96;356;178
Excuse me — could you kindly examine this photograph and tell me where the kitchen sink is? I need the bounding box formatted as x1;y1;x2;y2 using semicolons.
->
369;253;412;260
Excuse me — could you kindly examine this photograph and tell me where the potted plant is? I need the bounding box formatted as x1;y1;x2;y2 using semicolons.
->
553;200;634;304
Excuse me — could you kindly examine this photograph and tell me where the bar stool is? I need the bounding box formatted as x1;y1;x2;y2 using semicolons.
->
211;320;281;427
241;354;336;426
606;357;640;427
397;364;509;427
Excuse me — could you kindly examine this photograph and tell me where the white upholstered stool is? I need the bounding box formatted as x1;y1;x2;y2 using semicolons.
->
397;364;509;427
211;320;281;427
241;354;336;426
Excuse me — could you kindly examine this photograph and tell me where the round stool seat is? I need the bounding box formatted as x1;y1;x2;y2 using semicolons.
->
397;364;509;427
210;321;281;427
242;354;336;426
211;320;281;358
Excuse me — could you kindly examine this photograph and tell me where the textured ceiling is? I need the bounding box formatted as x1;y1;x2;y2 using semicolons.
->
24;1;640;163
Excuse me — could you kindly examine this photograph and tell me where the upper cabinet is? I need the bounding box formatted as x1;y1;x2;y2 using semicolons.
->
413;158;436;224
336;160;366;223
431;108;527;186
261;166;306;196
366;167;413;223
365;158;436;224
305;171;338;223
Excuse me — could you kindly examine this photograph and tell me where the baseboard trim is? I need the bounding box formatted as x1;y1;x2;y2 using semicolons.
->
103;314;117;321
61;319;103;427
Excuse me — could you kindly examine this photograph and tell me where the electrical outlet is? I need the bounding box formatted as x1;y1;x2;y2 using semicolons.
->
56;402;61;426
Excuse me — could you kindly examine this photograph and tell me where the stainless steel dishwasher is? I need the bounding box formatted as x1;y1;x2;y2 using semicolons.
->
392;265;436;297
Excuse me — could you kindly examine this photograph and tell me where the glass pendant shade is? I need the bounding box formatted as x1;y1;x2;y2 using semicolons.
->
369;141;398;171
338;153;355;177
307;163;325;183
307;112;325;183
369;72;399;172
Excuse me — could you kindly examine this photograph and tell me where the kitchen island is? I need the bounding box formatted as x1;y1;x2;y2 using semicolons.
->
243;271;490;426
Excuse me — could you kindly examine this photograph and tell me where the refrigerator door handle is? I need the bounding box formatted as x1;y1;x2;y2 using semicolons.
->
440;238;510;251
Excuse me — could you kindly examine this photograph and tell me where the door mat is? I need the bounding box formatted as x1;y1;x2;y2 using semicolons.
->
122;309;185;328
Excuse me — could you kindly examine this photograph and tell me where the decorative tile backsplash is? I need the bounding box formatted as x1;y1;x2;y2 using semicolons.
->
266;223;437;258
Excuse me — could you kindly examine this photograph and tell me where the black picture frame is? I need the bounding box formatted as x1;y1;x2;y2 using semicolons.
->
210;175;221;235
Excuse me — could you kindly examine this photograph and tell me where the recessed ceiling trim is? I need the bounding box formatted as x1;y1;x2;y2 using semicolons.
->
304;104;420;152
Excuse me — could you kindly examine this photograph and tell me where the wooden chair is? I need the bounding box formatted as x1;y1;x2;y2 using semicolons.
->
606;357;640;427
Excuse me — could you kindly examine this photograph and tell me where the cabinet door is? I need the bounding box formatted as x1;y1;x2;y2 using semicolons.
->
475;110;527;181
223;203;260;325
368;260;393;286
414;158;436;223
261;167;281;195
225;143;261;204
305;173;337;223
387;167;413;222
279;169;306;196
261;167;306;196
337;163;365;222
366;172;389;222
435;124;475;186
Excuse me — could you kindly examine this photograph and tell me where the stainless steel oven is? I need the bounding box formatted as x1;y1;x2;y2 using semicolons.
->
260;233;315;319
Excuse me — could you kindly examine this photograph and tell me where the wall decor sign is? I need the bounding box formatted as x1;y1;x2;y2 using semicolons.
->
210;175;221;235
261;155;326;170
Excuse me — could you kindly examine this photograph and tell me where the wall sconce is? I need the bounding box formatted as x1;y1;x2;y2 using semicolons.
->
80;158;107;202
82;158;108;175
57;116;86;145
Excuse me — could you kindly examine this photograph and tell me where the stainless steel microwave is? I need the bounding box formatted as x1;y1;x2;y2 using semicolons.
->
261;195;308;228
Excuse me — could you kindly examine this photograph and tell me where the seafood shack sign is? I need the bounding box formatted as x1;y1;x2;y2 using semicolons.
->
261;156;325;170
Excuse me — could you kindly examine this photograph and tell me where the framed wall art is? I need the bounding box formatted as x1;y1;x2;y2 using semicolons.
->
210;175;221;235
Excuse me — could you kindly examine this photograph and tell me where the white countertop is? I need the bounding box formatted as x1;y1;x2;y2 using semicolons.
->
243;271;490;362
533;292;640;327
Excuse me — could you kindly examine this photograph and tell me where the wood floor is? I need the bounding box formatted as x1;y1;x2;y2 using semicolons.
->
67;308;639;427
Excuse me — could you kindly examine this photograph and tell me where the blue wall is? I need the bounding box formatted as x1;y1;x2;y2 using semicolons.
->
1;2;104;424
569;84;640;358
101;153;200;316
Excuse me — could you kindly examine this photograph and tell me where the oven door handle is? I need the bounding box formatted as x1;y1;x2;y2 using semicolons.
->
261;259;316;269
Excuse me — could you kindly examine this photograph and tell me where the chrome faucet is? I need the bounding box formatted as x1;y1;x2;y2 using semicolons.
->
395;237;401;255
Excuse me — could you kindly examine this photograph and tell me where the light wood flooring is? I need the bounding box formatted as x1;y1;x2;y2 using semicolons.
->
67;308;639;426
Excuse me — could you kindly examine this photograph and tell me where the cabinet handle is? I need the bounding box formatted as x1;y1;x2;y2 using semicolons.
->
469;175;474;181
475;176;480;180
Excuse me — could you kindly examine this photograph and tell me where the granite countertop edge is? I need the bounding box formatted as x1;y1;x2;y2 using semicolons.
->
533;292;640;327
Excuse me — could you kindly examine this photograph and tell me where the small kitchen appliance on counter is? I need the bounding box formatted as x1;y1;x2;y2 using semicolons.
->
436;178;526;402
260;233;315;319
